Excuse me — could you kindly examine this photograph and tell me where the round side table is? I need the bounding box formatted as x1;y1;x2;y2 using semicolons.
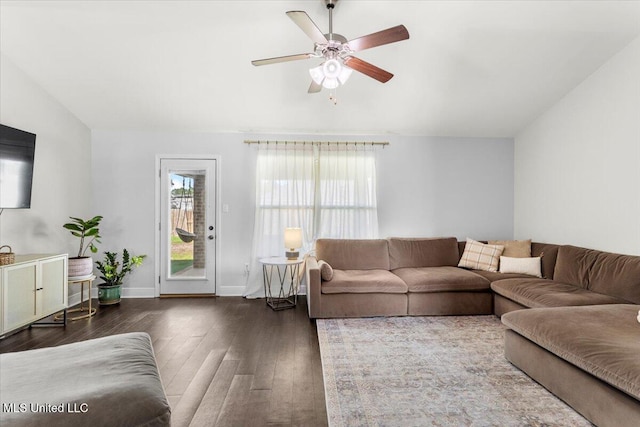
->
259;257;303;311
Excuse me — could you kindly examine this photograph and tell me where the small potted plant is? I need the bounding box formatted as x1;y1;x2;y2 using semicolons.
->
96;249;146;305
63;215;103;278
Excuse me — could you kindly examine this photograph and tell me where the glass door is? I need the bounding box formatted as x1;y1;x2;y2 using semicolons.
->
160;158;216;294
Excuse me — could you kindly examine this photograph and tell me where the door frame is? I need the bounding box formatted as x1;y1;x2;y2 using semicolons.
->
154;154;221;297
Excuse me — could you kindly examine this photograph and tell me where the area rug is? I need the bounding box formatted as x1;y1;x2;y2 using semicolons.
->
317;316;592;427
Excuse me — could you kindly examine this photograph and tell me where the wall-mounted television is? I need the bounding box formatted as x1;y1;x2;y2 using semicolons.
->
0;124;36;209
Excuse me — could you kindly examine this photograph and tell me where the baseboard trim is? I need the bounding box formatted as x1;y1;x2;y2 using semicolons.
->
160;294;217;298
68;286;303;304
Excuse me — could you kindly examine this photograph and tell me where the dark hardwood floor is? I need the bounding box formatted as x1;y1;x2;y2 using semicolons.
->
0;297;328;427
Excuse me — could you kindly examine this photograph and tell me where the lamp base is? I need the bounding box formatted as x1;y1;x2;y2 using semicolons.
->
285;250;299;260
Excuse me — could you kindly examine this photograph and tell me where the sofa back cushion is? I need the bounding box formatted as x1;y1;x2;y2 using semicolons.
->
588;251;640;304
531;242;560;280
388;237;459;270
316;239;390;270
488;239;531;257
553;245;599;288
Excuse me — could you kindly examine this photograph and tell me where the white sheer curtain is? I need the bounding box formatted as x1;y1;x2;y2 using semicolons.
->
243;142;378;298
317;144;378;239
244;143;315;297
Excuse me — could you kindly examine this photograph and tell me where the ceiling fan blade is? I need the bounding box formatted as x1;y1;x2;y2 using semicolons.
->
286;11;328;45
347;25;410;52
251;53;314;66
308;80;322;93
343;56;394;83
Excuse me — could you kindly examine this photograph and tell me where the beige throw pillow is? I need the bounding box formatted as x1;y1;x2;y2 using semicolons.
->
458;238;504;272
318;260;334;281
499;256;542;277
488;239;531;258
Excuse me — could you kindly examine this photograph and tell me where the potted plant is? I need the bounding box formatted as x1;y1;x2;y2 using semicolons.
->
63;215;103;278
96;249;146;305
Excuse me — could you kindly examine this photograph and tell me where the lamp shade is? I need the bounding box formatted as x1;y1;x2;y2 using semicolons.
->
284;227;303;249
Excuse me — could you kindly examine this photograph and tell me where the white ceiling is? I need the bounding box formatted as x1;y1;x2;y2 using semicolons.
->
1;0;639;137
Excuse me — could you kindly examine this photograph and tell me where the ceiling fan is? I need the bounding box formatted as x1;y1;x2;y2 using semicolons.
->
251;0;410;97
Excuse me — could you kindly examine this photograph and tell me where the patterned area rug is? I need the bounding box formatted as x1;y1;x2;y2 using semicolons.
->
317;316;592;427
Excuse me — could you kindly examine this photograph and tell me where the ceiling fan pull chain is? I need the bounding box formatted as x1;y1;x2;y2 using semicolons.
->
329;87;338;106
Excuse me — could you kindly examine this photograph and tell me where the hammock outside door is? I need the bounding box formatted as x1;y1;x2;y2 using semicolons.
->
174;176;196;243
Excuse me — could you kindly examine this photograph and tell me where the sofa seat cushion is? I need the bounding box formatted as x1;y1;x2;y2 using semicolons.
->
392;266;490;293
502;304;640;400
470;270;535;282
321;269;408;294
491;278;628;308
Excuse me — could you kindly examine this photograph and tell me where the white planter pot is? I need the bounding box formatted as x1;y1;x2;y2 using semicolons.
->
68;256;93;278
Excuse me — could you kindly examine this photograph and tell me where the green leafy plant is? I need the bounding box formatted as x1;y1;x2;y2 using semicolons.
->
96;249;146;287
63;216;103;258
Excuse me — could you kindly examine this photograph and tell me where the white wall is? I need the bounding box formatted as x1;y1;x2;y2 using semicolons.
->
514;36;640;255
378;136;514;240
0;53;92;256
91;131;255;297
92;131;514;297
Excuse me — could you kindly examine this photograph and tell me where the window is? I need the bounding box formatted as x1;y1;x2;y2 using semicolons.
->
316;146;378;239
244;142;379;297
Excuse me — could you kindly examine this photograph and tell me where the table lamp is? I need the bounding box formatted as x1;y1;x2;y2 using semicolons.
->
284;227;303;260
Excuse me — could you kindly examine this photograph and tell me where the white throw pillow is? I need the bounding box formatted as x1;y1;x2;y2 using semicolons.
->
458;238;504;272
318;260;334;281
499;256;542;278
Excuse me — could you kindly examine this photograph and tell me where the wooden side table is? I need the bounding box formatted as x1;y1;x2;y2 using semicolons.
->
56;275;97;321
259;257;303;310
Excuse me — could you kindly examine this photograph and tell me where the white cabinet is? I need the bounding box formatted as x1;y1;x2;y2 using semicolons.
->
0;254;68;336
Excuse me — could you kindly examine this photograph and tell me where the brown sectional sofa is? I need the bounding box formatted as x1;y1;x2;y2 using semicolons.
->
305;237;640;426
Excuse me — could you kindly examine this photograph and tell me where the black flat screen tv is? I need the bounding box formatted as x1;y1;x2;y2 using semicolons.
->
0;124;36;209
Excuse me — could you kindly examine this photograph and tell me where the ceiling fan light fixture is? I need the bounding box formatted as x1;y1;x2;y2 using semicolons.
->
322;58;342;78
337;65;353;84
322;77;340;89
309;65;325;85
310;59;352;90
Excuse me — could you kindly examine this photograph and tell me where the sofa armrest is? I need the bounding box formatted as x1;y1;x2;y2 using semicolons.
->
305;256;322;318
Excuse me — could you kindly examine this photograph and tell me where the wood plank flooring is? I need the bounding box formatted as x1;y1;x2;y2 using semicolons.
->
0;297;328;427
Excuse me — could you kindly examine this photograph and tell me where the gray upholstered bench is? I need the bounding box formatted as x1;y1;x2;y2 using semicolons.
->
0;332;171;426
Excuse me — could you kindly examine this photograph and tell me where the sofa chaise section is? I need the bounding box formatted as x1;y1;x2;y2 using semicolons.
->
502;305;640;427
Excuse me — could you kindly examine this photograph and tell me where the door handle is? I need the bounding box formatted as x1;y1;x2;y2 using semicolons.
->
208;235;215;240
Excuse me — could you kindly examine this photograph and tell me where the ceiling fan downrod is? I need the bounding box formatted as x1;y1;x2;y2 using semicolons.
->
326;0;335;41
